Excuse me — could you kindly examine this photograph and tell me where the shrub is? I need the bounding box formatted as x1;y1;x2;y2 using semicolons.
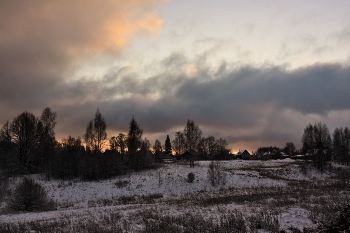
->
248;210;280;232
187;172;195;183
317;196;350;232
208;160;226;186
9;178;55;212
0;171;8;202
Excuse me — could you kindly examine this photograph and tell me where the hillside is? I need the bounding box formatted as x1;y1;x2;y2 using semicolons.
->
0;159;349;232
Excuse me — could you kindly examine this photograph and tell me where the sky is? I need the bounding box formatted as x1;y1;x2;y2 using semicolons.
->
1;0;350;153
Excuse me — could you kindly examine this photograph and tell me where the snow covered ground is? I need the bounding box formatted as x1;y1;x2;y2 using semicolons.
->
0;159;347;232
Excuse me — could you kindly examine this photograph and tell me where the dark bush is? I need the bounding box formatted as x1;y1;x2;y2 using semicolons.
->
187;172;195;183
0;170;8;202
317;196;350;232
9;178;55;212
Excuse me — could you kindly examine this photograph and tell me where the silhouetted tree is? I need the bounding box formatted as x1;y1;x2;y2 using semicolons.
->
53;136;83;180
127;117;143;171
301;122;331;171
333;127;350;165
84;109;107;154
109;136;118;152
39;107;57;179
213;138;230;159
0;121;11;145
184;119;202;167
172;131;185;156
94;109;107;153
109;133;127;155
116;133;127;155
284;142;295;156
164;135;172;155
302;124;315;154
10;111;43;173
0;121;13;174
153;139;162;161
140;137;151;153
127;117;143;154
84;121;94;152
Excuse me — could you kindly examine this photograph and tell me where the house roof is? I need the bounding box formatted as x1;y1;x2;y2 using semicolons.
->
237;149;249;155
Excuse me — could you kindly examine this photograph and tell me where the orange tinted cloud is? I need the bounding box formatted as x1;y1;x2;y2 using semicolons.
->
0;0;165;57
100;13;163;53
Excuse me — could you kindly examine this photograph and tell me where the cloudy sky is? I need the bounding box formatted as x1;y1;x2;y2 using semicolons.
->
1;0;350;152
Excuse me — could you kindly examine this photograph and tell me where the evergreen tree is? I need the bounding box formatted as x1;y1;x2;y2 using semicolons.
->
127;117;143;170
165;135;172;155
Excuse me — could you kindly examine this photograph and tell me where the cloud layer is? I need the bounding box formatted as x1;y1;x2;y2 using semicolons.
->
1;1;350;152
24;53;350;151
0;0;164;112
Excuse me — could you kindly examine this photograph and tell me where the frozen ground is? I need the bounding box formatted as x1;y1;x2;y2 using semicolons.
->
0;159;346;232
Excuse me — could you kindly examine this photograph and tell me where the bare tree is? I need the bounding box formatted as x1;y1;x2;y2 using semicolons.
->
153;139;162;153
109;136;118;152
84;120;94;153
184;119;202;167
333;127;350;165
184;119;202;154
285;142;296;156
116;133;127;154
0;121;13;173
153;139;162;161
172;131;185;156
301;122;331;171
0;121;12;145
84;109;107;154
94;109;107;153
10;112;42;172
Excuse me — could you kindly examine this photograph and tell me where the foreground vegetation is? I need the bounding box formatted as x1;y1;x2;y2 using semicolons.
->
0;160;349;232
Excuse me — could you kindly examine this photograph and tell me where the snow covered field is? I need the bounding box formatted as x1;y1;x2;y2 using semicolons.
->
0;159;349;232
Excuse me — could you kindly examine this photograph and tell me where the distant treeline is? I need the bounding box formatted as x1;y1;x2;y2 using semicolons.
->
246;123;350;171
0;108;231;180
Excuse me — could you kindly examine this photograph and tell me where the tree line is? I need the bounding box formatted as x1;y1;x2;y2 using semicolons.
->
251;122;350;171
0;108;230;180
301;122;350;171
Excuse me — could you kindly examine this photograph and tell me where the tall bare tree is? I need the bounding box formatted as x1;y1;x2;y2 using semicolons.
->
184;119;202;167
301;122;331;171
184;119;202;154
84;109;107;154
172;131;185;156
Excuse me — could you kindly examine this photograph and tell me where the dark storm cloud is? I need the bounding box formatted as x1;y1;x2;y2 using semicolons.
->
52;54;350;144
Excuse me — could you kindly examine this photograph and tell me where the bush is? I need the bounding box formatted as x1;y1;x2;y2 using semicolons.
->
9;178;55;212
317;196;350;232
0;170;8;202
208;160;226;186
248;210;280;232
187;172;195;183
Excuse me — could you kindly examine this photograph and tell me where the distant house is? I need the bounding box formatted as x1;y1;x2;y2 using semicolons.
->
236;149;250;159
